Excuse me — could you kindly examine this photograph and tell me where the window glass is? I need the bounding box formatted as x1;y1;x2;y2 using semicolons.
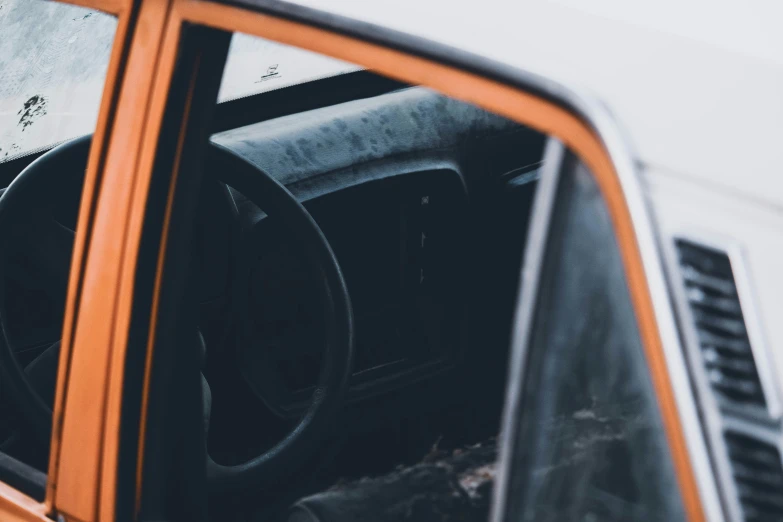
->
500;149;687;521
0;0;118;499
151;28;545;520
0;0;117;161
217;33;360;102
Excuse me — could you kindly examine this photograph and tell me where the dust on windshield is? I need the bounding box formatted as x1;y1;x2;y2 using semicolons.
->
0;0;116;162
218;32;360;103
0;0;359;163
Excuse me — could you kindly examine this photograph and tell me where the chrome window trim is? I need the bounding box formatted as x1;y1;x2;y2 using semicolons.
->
489;137;565;522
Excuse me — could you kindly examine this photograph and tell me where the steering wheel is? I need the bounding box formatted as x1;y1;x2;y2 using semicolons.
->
0;136;355;494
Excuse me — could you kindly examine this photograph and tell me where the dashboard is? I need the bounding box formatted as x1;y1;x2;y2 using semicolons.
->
196;86;543;423
241;169;467;415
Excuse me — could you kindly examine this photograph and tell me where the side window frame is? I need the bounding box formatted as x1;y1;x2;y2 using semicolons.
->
46;3;231;522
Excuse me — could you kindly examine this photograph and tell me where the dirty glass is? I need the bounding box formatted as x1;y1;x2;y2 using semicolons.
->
0;5;358;163
0;0;117;161
0;0;118;499
217;33;360;102
501;151;687;521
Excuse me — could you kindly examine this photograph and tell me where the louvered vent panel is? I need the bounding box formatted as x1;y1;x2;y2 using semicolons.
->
724;432;783;521
675;239;766;408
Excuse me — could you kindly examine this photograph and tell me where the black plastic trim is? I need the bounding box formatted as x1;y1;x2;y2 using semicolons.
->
0;451;45;502
212;70;406;133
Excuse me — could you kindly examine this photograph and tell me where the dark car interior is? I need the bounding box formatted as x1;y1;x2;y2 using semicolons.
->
0;70;546;521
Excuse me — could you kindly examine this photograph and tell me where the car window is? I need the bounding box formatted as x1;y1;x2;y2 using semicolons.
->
0;0;117;162
218;32;360;102
0;0;119;500
498;142;687;521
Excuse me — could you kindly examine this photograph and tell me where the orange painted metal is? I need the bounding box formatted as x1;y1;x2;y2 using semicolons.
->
58;0;128;15
169;2;705;521
130;14;204;520
93;9;194;522
45;4;135;514
0;482;49;522
52;0;179;520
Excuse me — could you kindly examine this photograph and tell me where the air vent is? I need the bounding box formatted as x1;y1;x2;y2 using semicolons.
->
724;432;783;521
674;239;766;409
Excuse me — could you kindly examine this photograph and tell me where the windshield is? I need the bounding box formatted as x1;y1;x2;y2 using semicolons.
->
0;1;359;163
218;33;360;103
0;0;117;162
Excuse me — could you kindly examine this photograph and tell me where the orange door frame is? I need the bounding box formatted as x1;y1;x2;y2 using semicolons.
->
49;0;193;519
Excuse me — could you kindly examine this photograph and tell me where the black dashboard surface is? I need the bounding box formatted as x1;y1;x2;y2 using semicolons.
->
209;86;544;416
211;87;533;210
